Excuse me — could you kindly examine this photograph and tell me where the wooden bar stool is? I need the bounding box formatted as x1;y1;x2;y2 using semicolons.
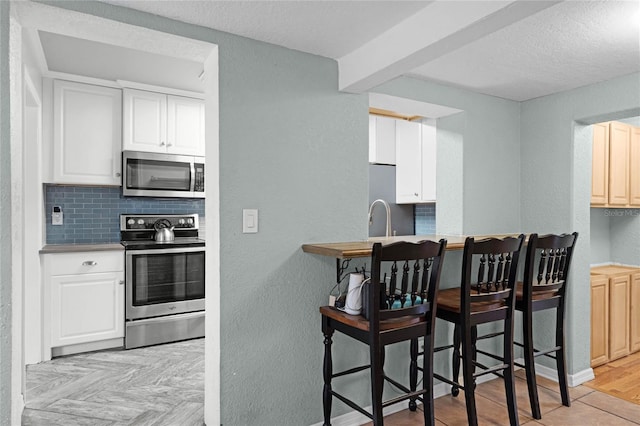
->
320;239;447;426
515;232;578;419
433;235;525;426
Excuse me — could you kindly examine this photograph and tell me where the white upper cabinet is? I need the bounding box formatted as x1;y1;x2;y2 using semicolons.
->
420;120;437;202
124;88;205;156
123;89;167;153
395;119;437;204
52;80;122;185
395;120;422;203
167;95;205;156
369;115;396;165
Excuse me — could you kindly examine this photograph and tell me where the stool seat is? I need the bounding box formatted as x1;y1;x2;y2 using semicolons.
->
319;306;423;331
437;287;505;313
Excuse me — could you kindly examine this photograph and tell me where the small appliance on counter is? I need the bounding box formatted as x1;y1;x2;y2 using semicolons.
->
120;213;205;349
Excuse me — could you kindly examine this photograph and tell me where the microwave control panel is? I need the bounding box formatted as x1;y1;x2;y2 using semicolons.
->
194;164;205;192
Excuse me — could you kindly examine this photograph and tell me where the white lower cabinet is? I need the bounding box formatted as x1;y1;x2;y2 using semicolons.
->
44;250;124;358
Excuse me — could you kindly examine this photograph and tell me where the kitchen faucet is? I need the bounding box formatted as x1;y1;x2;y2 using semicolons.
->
368;199;392;238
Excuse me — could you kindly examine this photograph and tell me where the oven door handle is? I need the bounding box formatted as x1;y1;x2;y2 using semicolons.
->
125;246;205;256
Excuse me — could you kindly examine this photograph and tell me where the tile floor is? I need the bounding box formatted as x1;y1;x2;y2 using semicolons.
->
22;338;640;425
22;338;204;426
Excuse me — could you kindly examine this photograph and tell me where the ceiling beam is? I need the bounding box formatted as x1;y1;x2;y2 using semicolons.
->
338;0;562;94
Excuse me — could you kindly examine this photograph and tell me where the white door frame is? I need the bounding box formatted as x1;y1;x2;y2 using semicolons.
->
9;3;221;424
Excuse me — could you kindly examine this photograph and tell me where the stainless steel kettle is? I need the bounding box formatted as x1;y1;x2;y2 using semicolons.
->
154;218;175;242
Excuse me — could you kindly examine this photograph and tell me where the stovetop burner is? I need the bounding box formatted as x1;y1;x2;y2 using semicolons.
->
120;214;204;250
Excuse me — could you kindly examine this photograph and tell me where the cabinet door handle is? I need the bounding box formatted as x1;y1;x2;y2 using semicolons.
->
414;193;419;197
119;280;125;285
82;261;98;266
160;142;166;146
115;172;121;177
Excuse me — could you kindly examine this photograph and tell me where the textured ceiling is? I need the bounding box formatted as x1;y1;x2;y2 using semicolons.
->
55;1;640;102
408;0;640;101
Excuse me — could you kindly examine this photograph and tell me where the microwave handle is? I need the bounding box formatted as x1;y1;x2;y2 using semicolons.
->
190;161;195;192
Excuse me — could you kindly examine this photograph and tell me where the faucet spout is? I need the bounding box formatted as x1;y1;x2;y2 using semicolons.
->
368;199;392;238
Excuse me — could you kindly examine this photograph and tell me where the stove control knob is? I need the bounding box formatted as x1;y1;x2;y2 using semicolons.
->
187;218;194;226
137;219;144;225
127;219;135;226
178;219;186;225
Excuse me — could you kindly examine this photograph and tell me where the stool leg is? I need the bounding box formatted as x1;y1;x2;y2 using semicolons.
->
422;333;435;426
451;324;461;396
523;306;541;419
504;315;519;426
370;344;384;425
556;305;571;407
461;325;478;426
322;329;334;426
409;338;418;411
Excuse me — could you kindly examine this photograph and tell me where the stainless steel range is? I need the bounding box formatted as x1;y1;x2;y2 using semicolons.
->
120;213;205;349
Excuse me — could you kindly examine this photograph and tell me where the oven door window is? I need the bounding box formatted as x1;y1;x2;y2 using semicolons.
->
131;251;204;305
126;158;192;192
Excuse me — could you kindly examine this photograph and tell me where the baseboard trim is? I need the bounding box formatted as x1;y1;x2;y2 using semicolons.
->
514;357;594;387
311;362;594;426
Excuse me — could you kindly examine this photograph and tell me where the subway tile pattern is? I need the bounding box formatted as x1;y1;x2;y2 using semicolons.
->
45;185;205;244
415;203;436;235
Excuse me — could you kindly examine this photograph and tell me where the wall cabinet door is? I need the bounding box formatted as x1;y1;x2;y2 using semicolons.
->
167;95;205;156
396;120;422;203
608;121;631;206
590;274;609;367
369;115;396;165
609;273;630;360
631;272;640;353
50;272;124;348
53;80;122;185
420;120;437;202
591;123;609;205
123;88;167;153
124;89;205;156
630;126;640;207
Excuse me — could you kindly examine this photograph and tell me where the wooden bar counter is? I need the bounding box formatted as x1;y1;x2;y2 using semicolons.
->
302;234;516;259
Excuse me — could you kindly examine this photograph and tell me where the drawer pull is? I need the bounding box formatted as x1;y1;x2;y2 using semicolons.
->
82;261;98;266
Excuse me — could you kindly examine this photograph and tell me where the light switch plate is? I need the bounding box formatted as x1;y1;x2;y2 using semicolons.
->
242;209;258;233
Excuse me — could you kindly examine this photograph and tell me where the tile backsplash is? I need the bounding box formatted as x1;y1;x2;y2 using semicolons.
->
45;185;205;244
415;203;436;235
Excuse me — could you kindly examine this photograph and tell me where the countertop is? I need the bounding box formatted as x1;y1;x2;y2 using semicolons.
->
591;264;640;275
302;234;522;259
40;243;124;254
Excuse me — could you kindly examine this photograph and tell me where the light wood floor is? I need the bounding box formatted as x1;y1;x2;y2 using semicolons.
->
23;340;640;425
584;351;640;405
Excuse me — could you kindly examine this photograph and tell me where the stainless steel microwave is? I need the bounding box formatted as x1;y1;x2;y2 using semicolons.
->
122;151;205;198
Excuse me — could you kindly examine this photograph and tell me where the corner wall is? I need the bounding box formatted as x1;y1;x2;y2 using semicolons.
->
520;72;640;376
